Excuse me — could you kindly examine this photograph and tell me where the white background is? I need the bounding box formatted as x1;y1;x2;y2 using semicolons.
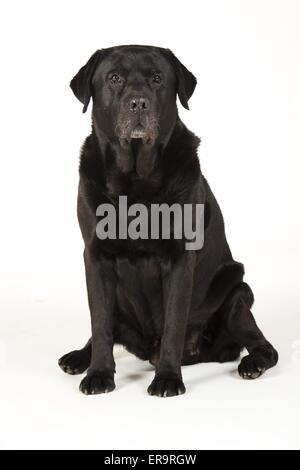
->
0;0;300;450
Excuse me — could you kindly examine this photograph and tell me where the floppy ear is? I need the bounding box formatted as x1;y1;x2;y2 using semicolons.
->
70;50;103;113
165;50;197;110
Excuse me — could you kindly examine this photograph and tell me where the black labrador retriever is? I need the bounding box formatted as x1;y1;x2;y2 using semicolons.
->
59;45;278;397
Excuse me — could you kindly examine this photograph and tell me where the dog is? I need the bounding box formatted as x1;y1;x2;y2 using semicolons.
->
58;45;278;397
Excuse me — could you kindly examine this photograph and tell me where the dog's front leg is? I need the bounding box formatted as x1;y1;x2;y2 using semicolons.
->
79;249;116;395
148;252;196;397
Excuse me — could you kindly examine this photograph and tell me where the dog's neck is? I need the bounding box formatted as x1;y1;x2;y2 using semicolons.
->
92;117;178;180
92;119;182;179
112;139;160;179
83;118;200;200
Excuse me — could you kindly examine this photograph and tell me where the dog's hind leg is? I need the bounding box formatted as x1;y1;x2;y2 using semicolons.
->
58;338;91;375
181;329;242;365
223;282;278;379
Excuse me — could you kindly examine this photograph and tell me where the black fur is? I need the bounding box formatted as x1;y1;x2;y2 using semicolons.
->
59;45;278;397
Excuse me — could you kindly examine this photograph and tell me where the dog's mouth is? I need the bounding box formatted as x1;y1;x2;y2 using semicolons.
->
130;124;148;139
123;124;153;145
116;118;159;147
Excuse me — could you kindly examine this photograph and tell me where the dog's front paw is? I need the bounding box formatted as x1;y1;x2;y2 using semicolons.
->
147;375;186;397
79;371;115;395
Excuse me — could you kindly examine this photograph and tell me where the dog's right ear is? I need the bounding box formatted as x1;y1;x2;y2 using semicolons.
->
70;50;103;113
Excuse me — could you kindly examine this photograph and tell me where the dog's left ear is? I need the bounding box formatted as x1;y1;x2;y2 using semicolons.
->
165;49;197;110
70;50;103;113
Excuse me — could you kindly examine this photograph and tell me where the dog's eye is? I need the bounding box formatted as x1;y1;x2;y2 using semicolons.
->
152;73;162;84
110;74;122;85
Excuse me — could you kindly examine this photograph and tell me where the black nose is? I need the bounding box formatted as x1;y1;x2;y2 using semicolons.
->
129;97;150;112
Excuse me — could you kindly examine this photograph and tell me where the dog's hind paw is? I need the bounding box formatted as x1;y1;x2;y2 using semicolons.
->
238;346;278;380
238;354;269;379
58;349;90;375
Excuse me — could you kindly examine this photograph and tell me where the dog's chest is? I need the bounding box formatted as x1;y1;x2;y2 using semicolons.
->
115;255;164;329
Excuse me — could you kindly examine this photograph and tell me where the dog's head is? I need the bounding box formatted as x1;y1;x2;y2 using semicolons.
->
70;45;197;148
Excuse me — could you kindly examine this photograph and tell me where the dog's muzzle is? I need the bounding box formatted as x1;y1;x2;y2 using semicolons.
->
115;94;159;145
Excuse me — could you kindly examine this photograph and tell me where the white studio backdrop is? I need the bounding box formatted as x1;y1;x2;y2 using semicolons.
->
0;0;300;450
